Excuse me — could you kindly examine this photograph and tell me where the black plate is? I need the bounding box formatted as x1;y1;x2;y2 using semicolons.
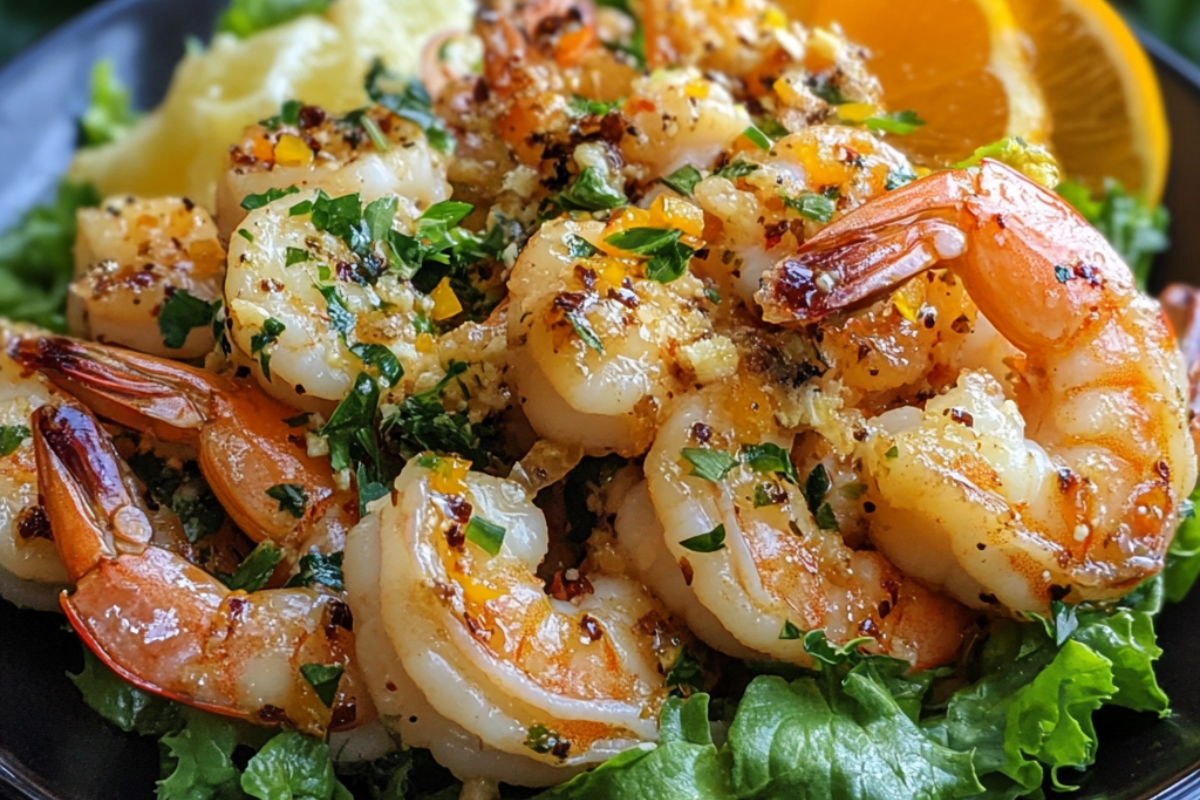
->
3;2;1200;799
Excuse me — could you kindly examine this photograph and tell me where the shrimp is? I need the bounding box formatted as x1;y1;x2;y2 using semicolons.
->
472;0;748;188
507;213;727;457
690;125;914;308
623;378;971;670
32;401;361;735
10;336;357;557
344;455;682;785
640;0;881;128
70;196;225;359
0;326;69;610
759;160;1198;613
224;188;446;413
216;105;451;242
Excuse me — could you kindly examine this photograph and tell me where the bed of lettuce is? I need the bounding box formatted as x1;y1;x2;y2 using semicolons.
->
0;0;1195;798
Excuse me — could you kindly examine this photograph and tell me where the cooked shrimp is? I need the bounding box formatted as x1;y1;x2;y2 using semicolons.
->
10;336;357;557
640;0;881;128
224;188;446;413
0;326;69;610
627;379;970;670
760;160;1198;613
70;196;225;359
507;213;725;457
216;105;451;242
32;402;361;735
691;125;913;308
344;455;681;785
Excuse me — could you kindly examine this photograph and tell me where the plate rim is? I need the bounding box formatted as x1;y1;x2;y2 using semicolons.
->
2;2;1200;800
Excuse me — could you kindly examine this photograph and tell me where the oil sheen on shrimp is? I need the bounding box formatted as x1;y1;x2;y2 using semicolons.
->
345;455;677;786
761;159;1198;613
620;377;971;670
71;196;225;359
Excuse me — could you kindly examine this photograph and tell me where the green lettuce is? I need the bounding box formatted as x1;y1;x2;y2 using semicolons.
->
80;59;139;147
1165;489;1200;603
0;179;99;330
216;0;331;38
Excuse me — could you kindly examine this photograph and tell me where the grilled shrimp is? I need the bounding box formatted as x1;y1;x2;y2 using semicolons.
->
70;196;225;359
0;327;68;610
760;160;1198;613
507;213;726;457
690;125;913;308
344;455;681;786
619;378;970;670
11;336;356;557
32;402;362;735
217;105;451;241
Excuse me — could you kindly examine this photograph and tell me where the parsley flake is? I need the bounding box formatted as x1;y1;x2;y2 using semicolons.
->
559;167;628;211
660;165;704;196
266;483;308;519
299;663;344;707
681;448;738;482
784;192;837;223
0;425;30;457
742;442;799;484
158;290;219;350
240;185;299;211
285;551;344;590
779;620;802;640
679;524;726;553
864;110;925;136
223;542;284;592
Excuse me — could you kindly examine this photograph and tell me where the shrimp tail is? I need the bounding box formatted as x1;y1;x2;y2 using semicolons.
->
11;336;212;441
32;403;152;581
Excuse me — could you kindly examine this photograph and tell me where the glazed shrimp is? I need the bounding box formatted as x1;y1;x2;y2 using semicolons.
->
33;402;361;735
344;455;682;785
0;326;69;610
690;125;913;308
507;213;726;457
70;196;225;359
10;336;357;557
216;105;451;242
623;378;970;670
760;160;1198;613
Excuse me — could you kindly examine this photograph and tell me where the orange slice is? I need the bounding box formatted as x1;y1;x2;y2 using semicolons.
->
1007;0;1169;202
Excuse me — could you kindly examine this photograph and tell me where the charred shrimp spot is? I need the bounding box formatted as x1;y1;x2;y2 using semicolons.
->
464;612;492;641
330;699;357;729
1057;468;1078;492
1156;460;1171;481
979;593;1000;606
16;506;52;541
442;494;473;523
327;599;354;633
257;705;290;724
445;523;466;549
678;557;694;586
548;569;595;601
948;408;975;428
235;365;251;379
1048;584;1071;602
580;614;603;642
976;543;987;551
689;422;713;444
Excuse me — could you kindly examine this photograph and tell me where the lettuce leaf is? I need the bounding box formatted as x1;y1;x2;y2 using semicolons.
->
158;708;247;800
728;666;982;799
69;647;180;736
1165;488;1200;603
80;59;139;147
0;179;99;330
533;694;735;800
1072;608;1168;715
241;731;350;800
216;0;331;38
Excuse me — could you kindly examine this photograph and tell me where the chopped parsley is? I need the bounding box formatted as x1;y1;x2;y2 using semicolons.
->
355;462;389;517
803;463;831;514
661;165;704;196
249;317;286;381
886;445;900;459
814;502;839;531
299;663;344;708
567;95;621;117
864;110;925;135
285;247;309;266
349;343;403;387
664;647;704;697
886;165;919;191
316;284;355;337
126;450;225;544
679;524;727;553
259;99;302;130
158;290;219;350
714;160;760;180
265;483;307;519
565;310;604;354
742;125;773;151
784;191;837;223
465;516;507;557
383;361;487;463
681;448;738;483
285;551;344;590
0;425;30;457
604;227;695;284
779;620;802;640
742;442;799;484
564;232;600;258
559;167;628;211
525;724;567;756
240;185;299;211
364;59;456;154
222;542;284;592
320;372;381;472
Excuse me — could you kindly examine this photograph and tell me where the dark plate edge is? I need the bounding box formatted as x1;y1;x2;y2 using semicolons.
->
0;6;1199;800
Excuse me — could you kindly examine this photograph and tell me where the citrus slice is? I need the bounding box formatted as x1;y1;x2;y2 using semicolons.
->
786;0;1048;171
1007;0;1168;202
785;0;1168;203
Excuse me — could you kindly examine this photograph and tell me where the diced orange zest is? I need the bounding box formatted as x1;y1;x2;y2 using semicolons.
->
649;195;706;239
274;134;314;168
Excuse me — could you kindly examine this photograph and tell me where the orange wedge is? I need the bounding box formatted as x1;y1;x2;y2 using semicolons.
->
1007;0;1169;202
786;0;1048;170
784;0;1168;203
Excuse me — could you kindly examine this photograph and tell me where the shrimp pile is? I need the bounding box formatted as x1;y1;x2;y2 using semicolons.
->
1;0;1193;792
